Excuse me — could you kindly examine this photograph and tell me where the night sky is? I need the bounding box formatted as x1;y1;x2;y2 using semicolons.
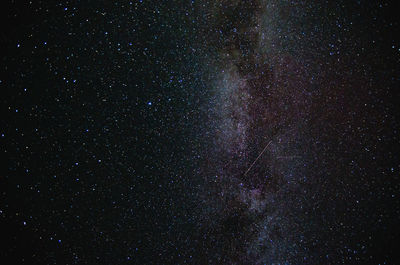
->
1;0;400;264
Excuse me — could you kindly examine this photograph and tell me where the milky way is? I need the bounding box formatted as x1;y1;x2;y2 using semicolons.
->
1;0;399;264
194;1;399;264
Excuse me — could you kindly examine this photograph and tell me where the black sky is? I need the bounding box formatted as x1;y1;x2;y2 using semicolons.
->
1;1;400;264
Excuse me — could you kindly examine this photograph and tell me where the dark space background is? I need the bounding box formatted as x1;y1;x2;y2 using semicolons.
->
1;0;399;264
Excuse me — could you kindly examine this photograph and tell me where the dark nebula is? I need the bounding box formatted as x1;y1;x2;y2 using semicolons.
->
1;0;399;264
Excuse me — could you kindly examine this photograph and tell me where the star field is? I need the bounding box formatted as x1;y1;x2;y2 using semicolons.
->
1;0;400;264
